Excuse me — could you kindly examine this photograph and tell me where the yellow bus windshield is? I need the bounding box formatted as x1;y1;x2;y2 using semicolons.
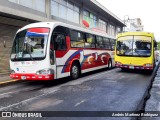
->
116;36;152;57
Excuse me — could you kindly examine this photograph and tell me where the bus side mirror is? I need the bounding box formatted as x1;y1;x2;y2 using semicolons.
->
154;41;157;48
155;47;157;50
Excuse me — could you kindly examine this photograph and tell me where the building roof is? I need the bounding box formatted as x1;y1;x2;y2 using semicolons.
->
90;0;125;26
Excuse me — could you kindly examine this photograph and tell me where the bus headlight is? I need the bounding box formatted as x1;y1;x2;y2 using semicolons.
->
36;69;54;75
115;61;121;65
145;64;152;67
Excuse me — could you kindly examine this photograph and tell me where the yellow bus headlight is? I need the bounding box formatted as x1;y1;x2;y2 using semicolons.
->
115;61;122;65
144;64;152;67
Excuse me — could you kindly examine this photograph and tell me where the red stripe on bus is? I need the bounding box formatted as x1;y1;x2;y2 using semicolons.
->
28;28;49;33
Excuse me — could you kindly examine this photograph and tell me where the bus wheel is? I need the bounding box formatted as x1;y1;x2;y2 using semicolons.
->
70;63;80;80
108;59;112;69
121;68;126;71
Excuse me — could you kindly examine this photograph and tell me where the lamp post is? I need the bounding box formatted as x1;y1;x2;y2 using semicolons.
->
123;15;129;32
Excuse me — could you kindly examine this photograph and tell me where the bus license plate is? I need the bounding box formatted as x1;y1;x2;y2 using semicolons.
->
129;66;134;69
21;76;26;80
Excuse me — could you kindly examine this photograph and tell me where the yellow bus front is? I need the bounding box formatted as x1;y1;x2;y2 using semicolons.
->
115;32;155;70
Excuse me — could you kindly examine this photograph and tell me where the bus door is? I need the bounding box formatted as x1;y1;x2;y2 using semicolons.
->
53;33;68;79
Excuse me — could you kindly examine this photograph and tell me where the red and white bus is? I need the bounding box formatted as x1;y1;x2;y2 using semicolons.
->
10;22;115;80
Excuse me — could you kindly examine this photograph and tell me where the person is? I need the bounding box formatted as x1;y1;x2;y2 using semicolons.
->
141;43;149;50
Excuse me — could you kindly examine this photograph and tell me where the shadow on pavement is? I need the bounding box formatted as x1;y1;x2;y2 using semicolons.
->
120;69;153;75
21;67;115;89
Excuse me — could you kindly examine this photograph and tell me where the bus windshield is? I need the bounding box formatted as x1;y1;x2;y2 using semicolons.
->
116;36;152;57
11;28;50;61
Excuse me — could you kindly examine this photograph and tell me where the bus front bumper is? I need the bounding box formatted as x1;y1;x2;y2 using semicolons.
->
115;64;153;70
10;73;54;80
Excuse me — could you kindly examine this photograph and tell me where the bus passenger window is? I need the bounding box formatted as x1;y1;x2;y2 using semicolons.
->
70;30;85;48
55;35;67;50
103;37;111;49
110;39;116;50
96;36;104;48
85;34;95;48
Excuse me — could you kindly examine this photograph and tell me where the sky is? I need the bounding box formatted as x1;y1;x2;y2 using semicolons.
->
96;0;160;41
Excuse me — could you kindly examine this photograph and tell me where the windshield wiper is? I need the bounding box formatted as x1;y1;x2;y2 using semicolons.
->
26;45;34;61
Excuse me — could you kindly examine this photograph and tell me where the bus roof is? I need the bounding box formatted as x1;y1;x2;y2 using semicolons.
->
18;22;116;39
117;31;154;38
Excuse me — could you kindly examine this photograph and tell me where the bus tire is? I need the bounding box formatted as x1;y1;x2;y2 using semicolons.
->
70;62;80;80
147;69;153;74
108;59;112;69
121;68;126;71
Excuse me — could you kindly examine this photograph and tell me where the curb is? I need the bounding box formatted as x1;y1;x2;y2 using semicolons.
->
0;79;19;85
0;79;22;87
137;61;160;119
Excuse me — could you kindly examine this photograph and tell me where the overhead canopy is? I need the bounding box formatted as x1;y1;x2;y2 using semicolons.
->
80;0;125;27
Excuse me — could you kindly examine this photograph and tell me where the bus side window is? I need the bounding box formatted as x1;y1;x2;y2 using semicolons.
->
70;30;85;48
103;37;111;50
85;34;96;48
110;39;116;51
55;34;67;50
96;36;104;48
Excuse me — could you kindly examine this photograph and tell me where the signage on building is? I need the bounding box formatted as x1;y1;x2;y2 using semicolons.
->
82;20;89;28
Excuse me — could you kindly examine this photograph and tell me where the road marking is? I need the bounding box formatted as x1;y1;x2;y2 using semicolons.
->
74;99;86;107
0;89;58;111
0;86;42;96
0;79;19;85
0;91;14;96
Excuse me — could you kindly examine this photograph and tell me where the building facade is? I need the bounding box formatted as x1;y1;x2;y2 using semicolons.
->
0;0;124;74
124;18;144;32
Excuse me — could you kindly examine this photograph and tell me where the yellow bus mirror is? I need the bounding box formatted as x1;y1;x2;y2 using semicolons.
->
154;41;157;47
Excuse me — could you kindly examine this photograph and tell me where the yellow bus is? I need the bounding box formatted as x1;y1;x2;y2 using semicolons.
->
115;31;157;72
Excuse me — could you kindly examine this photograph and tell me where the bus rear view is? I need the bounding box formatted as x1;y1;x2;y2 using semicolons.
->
115;32;156;72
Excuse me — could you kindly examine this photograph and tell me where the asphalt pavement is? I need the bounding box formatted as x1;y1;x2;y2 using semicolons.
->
0;65;158;120
0;61;159;120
